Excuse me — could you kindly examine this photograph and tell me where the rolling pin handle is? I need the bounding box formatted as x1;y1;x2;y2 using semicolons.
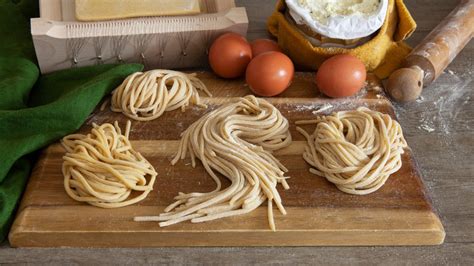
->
386;66;424;102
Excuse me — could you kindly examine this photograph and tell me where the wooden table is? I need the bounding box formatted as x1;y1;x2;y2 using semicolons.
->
1;0;472;263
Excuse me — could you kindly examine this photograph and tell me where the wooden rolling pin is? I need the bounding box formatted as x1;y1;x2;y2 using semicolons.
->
386;0;474;102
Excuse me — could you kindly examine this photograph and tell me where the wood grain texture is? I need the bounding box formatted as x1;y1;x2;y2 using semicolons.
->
33;0;248;73
2;0;473;263
8;72;444;247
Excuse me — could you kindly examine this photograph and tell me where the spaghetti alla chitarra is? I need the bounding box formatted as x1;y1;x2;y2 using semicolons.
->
296;107;407;195
110;69;211;121
61;121;157;208
135;95;292;230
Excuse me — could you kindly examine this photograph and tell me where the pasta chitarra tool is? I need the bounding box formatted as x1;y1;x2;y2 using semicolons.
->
31;0;248;74
386;0;474;102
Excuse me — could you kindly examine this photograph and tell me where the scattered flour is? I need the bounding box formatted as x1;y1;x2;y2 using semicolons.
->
404;69;473;134
288;82;383;115
312;103;333;114
392;65;473;218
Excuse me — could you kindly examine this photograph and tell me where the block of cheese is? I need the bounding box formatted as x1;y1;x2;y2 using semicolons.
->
75;0;201;21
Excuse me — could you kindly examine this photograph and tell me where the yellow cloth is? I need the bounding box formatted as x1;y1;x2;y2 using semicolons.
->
267;0;417;79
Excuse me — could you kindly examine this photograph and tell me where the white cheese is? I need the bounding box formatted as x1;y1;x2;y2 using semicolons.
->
297;0;381;25
286;0;388;40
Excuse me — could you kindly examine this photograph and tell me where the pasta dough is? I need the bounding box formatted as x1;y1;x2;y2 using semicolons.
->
134;95;292;230
62;121;157;208
75;0;201;21
110;70;211;121
296;107;407;195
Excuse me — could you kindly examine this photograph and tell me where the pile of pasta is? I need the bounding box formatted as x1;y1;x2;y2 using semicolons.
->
62;121;157;208
296;107;407;195
60;66;410;231
110;69;211;121
134;95;292;230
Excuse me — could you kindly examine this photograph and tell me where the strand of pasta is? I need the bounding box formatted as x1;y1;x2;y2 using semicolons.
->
296;107;407;195
134;95;292;230
61;121;157;208
110;69;212;121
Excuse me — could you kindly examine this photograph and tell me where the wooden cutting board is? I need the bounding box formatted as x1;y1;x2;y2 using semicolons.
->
8;72;445;247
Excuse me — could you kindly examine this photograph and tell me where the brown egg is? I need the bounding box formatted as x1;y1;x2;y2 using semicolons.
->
246;52;294;97
208;32;252;78
315;54;366;98
251;39;281;57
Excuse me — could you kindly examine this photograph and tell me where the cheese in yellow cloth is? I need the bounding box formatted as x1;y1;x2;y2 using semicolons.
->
75;0;201;21
267;0;417;79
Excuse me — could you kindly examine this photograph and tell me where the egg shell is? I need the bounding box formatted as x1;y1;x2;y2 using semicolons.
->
251;39;282;57
315;54;366;98
246;51;294;97
209;33;252;79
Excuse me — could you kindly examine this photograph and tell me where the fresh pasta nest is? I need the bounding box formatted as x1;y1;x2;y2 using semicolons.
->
110;70;211;121
61;121;157;208
135;95;292;230
297;107;407;195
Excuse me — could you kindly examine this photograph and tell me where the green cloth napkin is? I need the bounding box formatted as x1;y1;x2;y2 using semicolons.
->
0;0;143;241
